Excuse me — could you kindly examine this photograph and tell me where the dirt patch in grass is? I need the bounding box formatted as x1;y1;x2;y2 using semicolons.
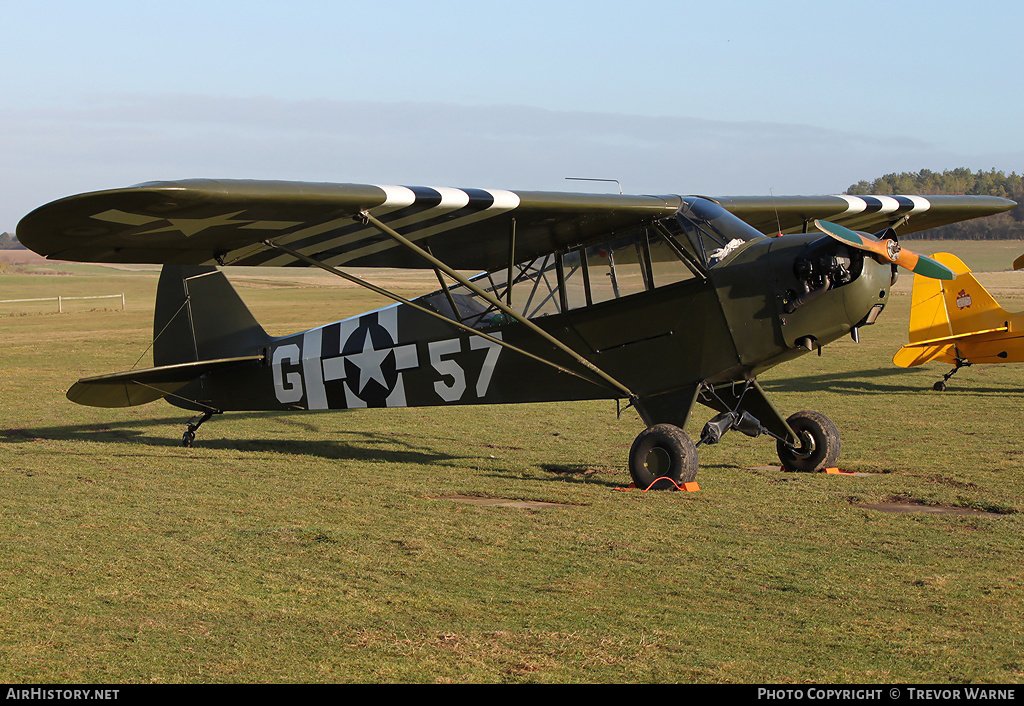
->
855;495;1012;517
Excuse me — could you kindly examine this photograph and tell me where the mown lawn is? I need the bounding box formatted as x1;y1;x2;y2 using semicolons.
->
2;245;1023;683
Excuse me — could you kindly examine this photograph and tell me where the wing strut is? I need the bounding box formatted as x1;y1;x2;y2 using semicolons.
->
261;239;627;396
353;210;637;399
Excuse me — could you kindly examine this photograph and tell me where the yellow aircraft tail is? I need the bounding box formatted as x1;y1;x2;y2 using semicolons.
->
893;253;1009;368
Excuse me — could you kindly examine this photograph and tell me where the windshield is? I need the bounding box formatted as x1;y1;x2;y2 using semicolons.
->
670;197;767;266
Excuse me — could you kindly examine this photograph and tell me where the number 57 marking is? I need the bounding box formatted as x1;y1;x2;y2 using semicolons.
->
428;333;503;402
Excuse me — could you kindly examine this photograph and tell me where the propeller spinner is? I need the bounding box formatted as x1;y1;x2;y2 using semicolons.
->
813;220;954;280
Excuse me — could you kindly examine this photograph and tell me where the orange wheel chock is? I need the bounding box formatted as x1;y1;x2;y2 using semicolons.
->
619;477;701;492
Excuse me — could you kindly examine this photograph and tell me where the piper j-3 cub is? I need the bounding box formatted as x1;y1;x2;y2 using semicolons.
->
893;251;1024;390
17;181;1014;489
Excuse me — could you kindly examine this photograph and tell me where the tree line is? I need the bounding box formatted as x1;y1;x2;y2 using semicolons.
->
847;168;1024;239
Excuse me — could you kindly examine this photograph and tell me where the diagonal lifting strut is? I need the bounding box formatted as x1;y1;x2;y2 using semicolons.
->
260;209;638;400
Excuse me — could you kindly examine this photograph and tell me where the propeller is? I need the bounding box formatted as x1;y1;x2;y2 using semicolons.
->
813;220;954;280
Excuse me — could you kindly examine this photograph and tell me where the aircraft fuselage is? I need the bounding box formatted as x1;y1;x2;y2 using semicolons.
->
174;230;891;444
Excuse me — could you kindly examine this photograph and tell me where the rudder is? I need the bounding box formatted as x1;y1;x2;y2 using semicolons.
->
931;253;1007;338
154;265;271;366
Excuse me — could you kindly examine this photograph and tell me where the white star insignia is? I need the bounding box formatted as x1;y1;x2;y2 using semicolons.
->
343;329;393;394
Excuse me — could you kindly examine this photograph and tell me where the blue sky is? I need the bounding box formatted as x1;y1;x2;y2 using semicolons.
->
3;0;1022;230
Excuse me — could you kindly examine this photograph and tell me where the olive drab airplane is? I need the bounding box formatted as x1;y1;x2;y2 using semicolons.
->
894;252;1024;390
16;180;1015;489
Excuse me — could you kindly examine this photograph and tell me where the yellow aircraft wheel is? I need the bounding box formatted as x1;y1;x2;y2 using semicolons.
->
628;424;698;490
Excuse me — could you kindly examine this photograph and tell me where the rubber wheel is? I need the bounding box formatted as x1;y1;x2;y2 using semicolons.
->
182;430;195;448
776;410;840;472
933;381;946;391
628;424;698;490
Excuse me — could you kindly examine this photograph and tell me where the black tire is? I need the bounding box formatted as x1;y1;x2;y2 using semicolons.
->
628;424;698;490
776;410;840;472
933;381;946;391
182;430;195;448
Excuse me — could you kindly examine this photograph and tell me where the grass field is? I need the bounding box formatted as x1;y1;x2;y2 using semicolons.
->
3;242;1024;683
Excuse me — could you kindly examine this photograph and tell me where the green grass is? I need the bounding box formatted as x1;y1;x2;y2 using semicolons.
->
2;247;1024;683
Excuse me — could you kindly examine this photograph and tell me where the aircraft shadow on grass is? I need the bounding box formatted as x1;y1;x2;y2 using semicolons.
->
5;413;640;488
761;366;1024;397
1;411;481;468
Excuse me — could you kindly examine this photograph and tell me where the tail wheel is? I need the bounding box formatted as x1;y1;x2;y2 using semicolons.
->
776;410;840;472
628;424;698;490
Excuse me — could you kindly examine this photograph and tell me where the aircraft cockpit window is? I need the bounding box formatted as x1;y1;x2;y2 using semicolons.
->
671;197;767;267
584;236;649;304
562;229;695;311
420;254;563;329
420;224;703;327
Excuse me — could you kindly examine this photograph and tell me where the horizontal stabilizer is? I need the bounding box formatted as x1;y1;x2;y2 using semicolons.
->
67;355;263;408
892;343;956;368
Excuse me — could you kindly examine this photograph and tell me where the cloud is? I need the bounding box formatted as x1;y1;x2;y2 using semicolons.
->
2;95;1016;230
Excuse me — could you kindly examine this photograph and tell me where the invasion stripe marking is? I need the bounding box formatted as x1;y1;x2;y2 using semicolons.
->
317;188;521;267
261;186;520;268
859;196;885;214
904;195;931;214
252;185;419;266
835;194;932;216
261;185;508;266
377;184;417;209
836;195;867;216
308;187;506;261
831;195;933;232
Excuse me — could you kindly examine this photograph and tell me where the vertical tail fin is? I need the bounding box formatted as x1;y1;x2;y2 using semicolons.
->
926;253;1007;339
893;253;1008;367
154;265;270;366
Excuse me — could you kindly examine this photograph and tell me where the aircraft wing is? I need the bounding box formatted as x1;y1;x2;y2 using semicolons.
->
717;194;1015;236
18;181;1014;271
17;180;682;271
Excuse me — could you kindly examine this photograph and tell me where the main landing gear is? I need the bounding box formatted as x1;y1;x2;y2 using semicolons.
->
775;410;841;472
628;424;699;490
626;408;842;488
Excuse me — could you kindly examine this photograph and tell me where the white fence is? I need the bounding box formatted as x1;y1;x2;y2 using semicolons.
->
0;293;125;312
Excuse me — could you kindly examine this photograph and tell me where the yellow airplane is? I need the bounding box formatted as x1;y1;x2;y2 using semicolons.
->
893;252;1024;390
